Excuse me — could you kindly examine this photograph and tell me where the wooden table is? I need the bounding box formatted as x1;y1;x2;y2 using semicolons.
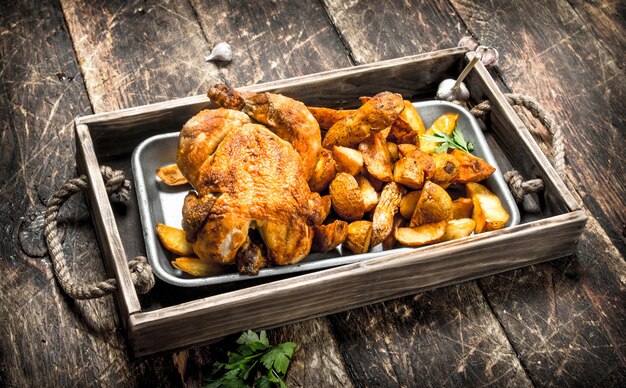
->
1;1;624;386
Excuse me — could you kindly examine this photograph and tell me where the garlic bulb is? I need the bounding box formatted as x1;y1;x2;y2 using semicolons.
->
205;42;232;62
436;79;470;102
475;46;499;68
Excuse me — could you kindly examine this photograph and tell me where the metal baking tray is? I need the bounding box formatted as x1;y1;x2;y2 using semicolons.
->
132;100;520;287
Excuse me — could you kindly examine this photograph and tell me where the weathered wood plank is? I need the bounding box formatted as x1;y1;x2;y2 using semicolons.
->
0;0;179;386
60;0;220;113
452;0;626;258
63;0;357;385
320;0;535;385
451;0;626;385
190;0;353;85
567;0;626;68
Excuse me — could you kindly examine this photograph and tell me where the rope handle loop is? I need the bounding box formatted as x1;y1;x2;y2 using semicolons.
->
44;166;155;300
469;93;565;202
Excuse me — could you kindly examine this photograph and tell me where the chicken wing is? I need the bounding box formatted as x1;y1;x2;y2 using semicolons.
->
207;83;321;180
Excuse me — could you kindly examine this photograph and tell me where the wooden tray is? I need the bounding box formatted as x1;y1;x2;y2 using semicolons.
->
74;47;586;357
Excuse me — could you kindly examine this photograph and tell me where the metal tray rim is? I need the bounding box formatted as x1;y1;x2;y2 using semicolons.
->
132;100;520;287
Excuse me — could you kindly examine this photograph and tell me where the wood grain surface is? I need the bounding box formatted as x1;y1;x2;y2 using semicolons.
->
1;0;624;386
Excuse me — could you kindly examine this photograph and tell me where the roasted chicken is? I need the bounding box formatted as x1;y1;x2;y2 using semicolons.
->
177;87;325;273
207;83;322;180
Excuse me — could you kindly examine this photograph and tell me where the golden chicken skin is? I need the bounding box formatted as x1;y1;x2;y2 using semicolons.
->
207;83;322;180
179;123;316;270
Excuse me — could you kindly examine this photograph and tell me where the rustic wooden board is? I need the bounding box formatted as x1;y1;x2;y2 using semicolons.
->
1;0;624;386
190;0;353;84
452;0;626;258
566;0;625;69
0;0;181;386
451;0;626;385
318;1;540;385
60;0;358;385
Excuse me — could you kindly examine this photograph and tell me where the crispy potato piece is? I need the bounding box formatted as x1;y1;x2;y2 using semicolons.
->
359;132;393;182
387;142;399;162
312;220;349;252
343;220;373;254
156;164;188;186
361;168;385;192
171;257;226;277
308;148;336;192
329;173;365;221
356;174;379;212
397;144;435;181
466;182;510;233
332;145;364;175
307;107;355;130
410;181;453;226
442;218;476;241
371;182;405;247
394;221;447;247
420;113;459;154
393;157;425;189
156;224;194;256
431;153;460;188
390;100;426;144
452;197;474;219
382;213;404;250
308;193;332;226
323;92;404;148
451;150;496;183
399;190;422;219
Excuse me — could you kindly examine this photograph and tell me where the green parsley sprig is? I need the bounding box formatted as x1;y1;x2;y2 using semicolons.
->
421;126;474;154
206;330;297;388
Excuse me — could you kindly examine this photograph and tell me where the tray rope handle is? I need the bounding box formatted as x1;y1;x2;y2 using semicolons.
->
44;165;155;300
469;93;566;203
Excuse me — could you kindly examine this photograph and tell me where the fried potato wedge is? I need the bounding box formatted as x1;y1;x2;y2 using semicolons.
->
308;193;332;226
390;100;426;144
156;164;188;186
343;220;373;254
308;148;336;192
397;144;435;181
410;181;453;226
307;107;355;130
387;142;399;162
393;157;425;189
356;174;379;212
371;182;405;247
451;150;496;184
312;220;349;252
467;182;510;233
329;173;365;221
156;223;194;256
171;257;226;277
452;197;474;219
394;221;447;247
399;190;422;219
431;153;460;188
442;218;476;241
420;113;459;154
333;145;364;175
382;213;404;250
359;132;393;182
323;91;404;148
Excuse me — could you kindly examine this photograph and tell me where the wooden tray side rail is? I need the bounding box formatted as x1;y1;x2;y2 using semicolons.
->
73;48;587;356
129;211;585;356
75;124;142;329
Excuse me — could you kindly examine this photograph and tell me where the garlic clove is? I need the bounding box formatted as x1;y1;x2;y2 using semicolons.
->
458;36;479;52
205;42;232;63
436;79;470;102
475;46;499;68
